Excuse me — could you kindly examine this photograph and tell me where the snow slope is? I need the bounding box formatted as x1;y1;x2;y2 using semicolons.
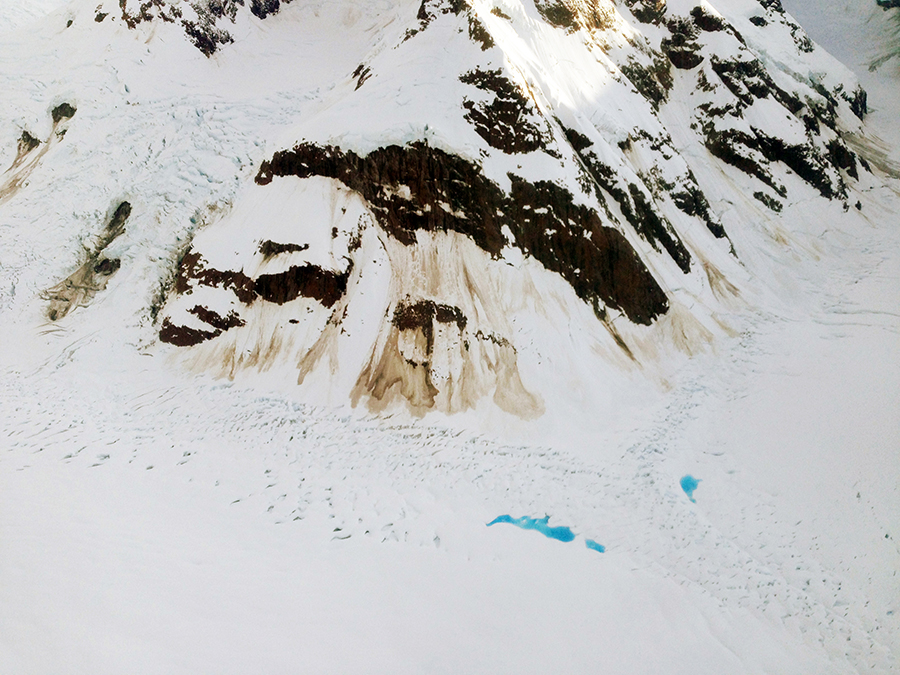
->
0;0;898;673
0;0;69;34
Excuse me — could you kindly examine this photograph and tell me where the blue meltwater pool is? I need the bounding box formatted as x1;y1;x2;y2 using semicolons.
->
680;475;701;502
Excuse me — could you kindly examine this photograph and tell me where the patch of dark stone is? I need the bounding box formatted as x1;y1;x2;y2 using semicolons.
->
534;0;577;31
753;191;783;212
188;304;245;330
258;240;310;259
51;103;76;124
756;0;784;12
710;57;804;114
827;140;859;180
790;24;814;53
119;0;266;56
18;131;40;155
118;0;182;30
250;0;291;19
703;126;786;196
172;249;348;309
753;130;840;199
749;15;767;26
671;184;727;238
662;17;704;70
393;299;467;356
877;0;900;7
93;257;122;276
705;124;843;200
468;15;494;50
459;68;547;154
255;265;349;307
843;86;867;121
352;64;372;90
256;141;670;325
690;6;725;31
95;12;108;22
405;0;466;40
561;126;694;270
623;0;666;24
182;19;234;56
175;251;256;304
159;318;220;346
98;201;132;250
620;56;673;110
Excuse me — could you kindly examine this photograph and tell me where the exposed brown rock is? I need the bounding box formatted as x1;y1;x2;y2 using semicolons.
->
256;141;670;325
258;240;309;259
159;317;221;346
255;265;349;307
459;68;547;154
188;305;245;331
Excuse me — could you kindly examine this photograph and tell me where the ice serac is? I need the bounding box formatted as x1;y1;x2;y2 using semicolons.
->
120;0;871;416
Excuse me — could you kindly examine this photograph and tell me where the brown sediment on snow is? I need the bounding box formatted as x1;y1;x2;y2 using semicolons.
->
2;103;77;205
354;297;543;418
44;201;131;322
256;141;670;325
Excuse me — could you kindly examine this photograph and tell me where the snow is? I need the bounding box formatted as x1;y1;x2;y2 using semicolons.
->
0;0;68;34
0;0;898;673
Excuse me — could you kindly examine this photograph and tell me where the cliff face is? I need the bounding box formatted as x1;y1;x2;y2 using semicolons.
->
0;0;879;417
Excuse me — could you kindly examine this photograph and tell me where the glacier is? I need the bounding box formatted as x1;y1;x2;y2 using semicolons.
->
0;0;898;673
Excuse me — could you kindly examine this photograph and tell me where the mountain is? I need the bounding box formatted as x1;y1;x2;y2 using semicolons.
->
0;1;898;673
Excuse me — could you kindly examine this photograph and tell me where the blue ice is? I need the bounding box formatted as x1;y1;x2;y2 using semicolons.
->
585;539;606;553
487;515;576;542
681;475;701;502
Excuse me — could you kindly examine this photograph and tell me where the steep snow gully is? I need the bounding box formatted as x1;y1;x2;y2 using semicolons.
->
0;0;898;673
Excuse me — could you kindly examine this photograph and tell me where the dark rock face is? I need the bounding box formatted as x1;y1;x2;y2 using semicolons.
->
258;240;309;258
662;17;705;70
119;0;183;30
620;57;673;110
255;265;348;307
623;0;667;24
250;0;289;20
257;141;670;325
459;68;548;154
119;0;291;56
844;86;868;121
561;125;696;270
160;248;350;345
160;305;246;346
709;57;802;113
534;0;578;30
690;6;726;32
171;251;347;308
